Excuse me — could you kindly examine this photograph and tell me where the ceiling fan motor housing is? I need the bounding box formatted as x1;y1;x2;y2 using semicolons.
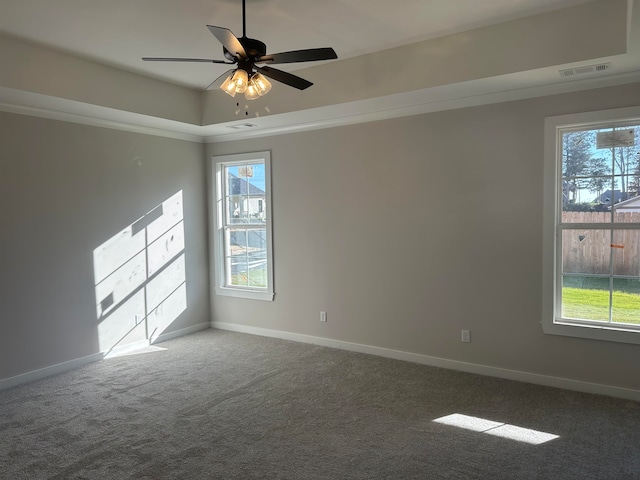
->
224;36;267;62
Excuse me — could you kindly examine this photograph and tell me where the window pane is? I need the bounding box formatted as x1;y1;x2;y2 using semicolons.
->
605;127;640;220
612;278;640;326
226;228;248;287
561;176;613;219
560;126;640;219
247;229;268;288
561;130;610;213
612;230;640;277
561;210;610;223
249;163;266;191
612;179;640;223
247;196;267;222
225;228;267;288
227;193;249;224
225;164;266;225
561;275;609;322
561;229;611;275
561;130;604;176
248;268;267;288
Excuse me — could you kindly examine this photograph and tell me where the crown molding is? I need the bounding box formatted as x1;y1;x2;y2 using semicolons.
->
203;70;640;143
2;70;640;145
0;100;205;143
0;86;205;143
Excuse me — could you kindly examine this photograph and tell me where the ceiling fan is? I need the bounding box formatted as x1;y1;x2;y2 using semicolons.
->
142;0;338;99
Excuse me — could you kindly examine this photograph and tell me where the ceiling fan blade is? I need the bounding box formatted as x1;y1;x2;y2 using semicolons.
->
255;65;313;90
207;25;246;58
205;68;235;91
142;57;233;64
258;47;337;64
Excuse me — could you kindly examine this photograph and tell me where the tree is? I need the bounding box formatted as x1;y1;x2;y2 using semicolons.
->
629;161;640;197
582;156;608;198
563;127;640;205
606;127;640;196
562;131;594;204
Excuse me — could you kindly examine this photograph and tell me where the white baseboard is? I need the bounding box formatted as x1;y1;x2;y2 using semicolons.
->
152;322;211;344
0;323;211;391
102;323;211;358
0;352;104;391
102;339;151;359
211;321;640;403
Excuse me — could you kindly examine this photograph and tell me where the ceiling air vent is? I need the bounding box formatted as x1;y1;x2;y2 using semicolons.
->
226;123;257;130
559;63;611;78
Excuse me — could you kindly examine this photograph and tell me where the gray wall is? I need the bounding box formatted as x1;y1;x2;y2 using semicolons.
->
0;112;209;380
208;82;640;391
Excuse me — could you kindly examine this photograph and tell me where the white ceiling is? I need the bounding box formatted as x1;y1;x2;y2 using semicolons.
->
0;0;596;90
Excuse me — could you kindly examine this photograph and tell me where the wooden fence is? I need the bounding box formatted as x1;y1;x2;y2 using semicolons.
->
562;212;640;276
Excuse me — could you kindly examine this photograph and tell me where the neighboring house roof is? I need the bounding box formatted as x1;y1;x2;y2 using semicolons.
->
612;195;640;210
596;190;628;204
229;173;265;196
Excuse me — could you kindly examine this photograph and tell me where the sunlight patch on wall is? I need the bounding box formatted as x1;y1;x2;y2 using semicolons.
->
93;191;187;354
433;413;559;445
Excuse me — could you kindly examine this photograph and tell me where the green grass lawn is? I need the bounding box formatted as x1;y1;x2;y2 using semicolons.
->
562;287;640;325
231;268;267;288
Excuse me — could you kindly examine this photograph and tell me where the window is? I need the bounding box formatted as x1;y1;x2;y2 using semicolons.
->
212;151;274;301
543;107;640;344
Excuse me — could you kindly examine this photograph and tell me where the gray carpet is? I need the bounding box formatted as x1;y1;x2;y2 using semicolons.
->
1;329;639;479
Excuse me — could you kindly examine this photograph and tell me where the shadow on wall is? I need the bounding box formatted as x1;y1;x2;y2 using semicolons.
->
93;191;187;357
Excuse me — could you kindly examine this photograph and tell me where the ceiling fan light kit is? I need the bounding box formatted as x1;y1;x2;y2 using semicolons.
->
221;69;271;99
142;0;337;101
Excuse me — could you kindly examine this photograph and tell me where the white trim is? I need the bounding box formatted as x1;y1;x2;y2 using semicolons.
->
211;321;640;402
215;287;275;301
0;101;204;143
105;322;211;356
152;322;211;344
544;105;640;130
102;339;152;359
0;352;104;391
542;105;640;345
204;71;640;143
2;71;640;144
0;323;211;391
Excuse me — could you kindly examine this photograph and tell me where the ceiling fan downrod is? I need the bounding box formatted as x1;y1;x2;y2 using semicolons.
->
242;0;246;38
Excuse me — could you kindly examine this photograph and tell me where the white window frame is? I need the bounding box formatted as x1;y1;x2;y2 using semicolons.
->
543;106;640;345
212;151;274;301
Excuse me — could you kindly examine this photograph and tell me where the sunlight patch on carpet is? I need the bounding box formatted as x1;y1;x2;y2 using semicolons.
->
433;413;559;445
104;345;168;359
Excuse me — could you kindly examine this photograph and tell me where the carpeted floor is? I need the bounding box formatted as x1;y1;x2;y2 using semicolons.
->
1;329;639;479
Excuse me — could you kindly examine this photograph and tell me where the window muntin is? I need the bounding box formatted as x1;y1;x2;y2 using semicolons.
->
544;108;640;344
213;152;273;301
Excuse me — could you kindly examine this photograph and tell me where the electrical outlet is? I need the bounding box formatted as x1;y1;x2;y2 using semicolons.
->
320;311;327;322
461;330;471;343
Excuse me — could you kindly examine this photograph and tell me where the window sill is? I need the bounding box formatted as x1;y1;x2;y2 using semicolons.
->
542;320;640;345
215;287;274;301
